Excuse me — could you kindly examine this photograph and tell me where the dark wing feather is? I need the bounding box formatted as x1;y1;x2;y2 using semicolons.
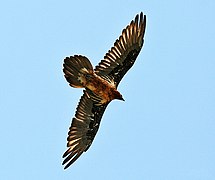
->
94;12;146;87
62;90;109;169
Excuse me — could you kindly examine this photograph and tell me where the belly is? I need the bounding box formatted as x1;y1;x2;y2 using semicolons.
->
85;75;114;103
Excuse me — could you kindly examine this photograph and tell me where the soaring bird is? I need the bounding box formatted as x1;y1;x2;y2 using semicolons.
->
62;12;146;169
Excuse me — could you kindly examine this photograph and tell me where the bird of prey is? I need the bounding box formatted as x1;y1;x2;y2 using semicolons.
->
62;12;146;169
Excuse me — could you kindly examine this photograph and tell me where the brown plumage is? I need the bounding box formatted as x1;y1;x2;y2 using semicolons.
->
62;12;146;169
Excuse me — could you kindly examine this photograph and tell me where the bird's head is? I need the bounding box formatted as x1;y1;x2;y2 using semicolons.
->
113;90;125;101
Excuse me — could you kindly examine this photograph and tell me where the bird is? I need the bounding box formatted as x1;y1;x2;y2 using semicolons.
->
62;12;146;169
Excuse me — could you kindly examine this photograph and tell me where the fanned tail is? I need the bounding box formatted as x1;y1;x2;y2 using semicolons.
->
63;55;93;88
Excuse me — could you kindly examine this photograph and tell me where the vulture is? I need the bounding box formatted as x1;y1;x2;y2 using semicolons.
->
62;12;146;169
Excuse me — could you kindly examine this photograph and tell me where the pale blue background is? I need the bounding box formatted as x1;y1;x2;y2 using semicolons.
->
1;1;215;179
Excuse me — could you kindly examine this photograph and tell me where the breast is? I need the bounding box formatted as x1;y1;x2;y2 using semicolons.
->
85;74;115;104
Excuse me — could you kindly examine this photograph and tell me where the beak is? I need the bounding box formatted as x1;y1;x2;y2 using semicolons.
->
120;97;125;101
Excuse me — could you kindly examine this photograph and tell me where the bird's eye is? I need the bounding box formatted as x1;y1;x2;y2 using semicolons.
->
85;74;91;79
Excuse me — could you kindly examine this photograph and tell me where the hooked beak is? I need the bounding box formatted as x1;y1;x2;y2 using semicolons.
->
119;96;125;101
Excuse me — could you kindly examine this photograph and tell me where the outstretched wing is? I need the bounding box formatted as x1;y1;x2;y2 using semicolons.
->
62;90;109;169
95;12;146;87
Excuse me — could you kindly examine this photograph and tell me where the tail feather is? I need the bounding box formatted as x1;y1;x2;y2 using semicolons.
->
63;55;93;88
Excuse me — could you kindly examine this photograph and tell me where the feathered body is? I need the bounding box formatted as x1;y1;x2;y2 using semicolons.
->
63;55;124;105
62;12;146;169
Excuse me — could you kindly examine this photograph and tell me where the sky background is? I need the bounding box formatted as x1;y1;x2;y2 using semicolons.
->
1;0;215;179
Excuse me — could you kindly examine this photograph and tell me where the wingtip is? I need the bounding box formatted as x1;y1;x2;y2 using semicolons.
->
140;12;143;17
139;12;146;21
63;163;69;170
62;157;70;170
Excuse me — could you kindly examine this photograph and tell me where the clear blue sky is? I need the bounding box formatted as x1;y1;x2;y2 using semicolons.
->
1;1;215;179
